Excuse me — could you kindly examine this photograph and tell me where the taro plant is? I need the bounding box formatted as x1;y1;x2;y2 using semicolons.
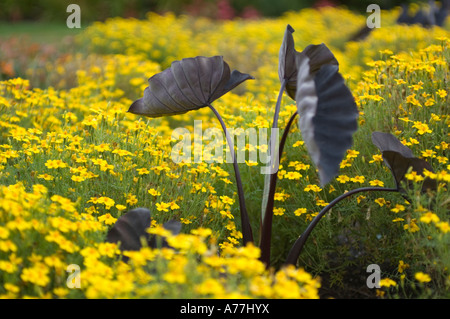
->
108;24;437;270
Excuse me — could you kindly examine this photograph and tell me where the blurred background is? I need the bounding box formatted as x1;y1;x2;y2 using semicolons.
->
0;0;422;22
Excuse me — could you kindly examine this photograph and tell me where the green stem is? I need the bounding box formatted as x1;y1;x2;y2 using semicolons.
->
285;186;399;266
208;103;253;245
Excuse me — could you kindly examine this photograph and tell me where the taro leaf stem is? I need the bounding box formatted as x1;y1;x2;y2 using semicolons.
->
285;186;399;266
208;103;253;245
259;78;293;267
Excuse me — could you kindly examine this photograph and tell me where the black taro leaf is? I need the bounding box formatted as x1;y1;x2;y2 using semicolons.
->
106;208;182;261
106;207;152;252
296;55;358;186
128;56;254;118
279;24;338;100
371;132;436;192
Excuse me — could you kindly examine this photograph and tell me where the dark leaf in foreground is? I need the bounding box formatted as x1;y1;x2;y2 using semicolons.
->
296;55;358;186
128;56;254;118
106;207;151;252
278;24;338;100
371;132;436;192
106;208;182;261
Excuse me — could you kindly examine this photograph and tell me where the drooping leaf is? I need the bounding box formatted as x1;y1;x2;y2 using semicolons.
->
106;208;182;260
295;55;359;186
128;56;254;118
278;24;338;100
371;132;436;192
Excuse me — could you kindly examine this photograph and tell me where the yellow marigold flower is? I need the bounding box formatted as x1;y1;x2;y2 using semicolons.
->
219;195;234;205
415;272;431;283
337;175;350;183
419;211;440;224
421;149;436;158
98;213;117;225
374;198;387;207
45;159;68;169
20;263;50;287
169;201;180;210
369;179;384;187
137;168;150;175
436;89;447;98
391;204;405;213
219;210;234;219
148;188;161;196
412;121;432;135
369;154;383;163
404;219;419;233
273;207;285;216
71;175;86;182
398;260;410;273
379;278;397;288
195;278;225;296
436;221;450;233
0;226;10;239
285;171;302;180
350;175;365;183
4;283;19;294
304;184;322;192
115;204;127;211
37;173;54;180
125;193;138;205
404;171;424;182
155;202;170;212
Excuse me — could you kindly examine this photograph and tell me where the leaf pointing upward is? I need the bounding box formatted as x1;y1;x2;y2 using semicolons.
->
278;24;338;100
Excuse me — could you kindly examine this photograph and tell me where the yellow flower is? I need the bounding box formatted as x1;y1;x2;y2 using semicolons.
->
336;175;350;183
155;202;170;212
304;184;322;193
369;179;384;187
350;175;365;183
98;213;117;225
436;221;449;233
412;121;432;135
419;211;440;224
273;207;285;216
284;171;302;180
436;89;447;98
414;272;431;283
374;198;387;207
379;278;397;288
369;154;383;163
398;260;410;273
390;204;405;213
45;159;68;169
220;195;234;205
148;188;161;196
421;149;436;158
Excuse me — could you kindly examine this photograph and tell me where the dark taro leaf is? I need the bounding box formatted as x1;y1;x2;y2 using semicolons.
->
106;207;152;252
296;55;358;186
128;56;254;118
279;24;338;100
106;208;182;261
371;132;436;192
